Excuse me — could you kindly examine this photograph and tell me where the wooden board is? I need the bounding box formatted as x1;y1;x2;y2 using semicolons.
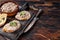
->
0;0;60;40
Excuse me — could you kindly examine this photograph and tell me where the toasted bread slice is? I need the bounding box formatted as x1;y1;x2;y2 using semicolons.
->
15;11;31;20
1;2;18;16
0;13;7;27
3;20;21;33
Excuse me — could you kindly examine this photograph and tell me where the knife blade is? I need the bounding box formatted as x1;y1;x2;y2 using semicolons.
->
24;9;42;33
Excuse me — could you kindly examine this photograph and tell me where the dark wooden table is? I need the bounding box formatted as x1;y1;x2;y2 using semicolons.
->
0;0;60;40
19;7;60;40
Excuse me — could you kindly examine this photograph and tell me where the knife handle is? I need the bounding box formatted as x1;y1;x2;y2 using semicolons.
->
24;17;38;33
19;2;28;10
36;9;42;17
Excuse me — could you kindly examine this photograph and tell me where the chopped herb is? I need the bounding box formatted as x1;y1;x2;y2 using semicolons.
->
10;22;17;26
20;11;25;16
0;20;2;23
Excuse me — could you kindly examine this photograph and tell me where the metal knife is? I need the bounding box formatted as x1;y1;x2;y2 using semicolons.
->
24;9;42;33
19;2;28;10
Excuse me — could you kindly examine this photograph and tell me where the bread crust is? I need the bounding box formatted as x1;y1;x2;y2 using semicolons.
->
2;20;21;33
1;1;19;16
0;13;7;27
15;11;31;20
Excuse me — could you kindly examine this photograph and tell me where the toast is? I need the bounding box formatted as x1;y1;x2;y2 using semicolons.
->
0;13;7;27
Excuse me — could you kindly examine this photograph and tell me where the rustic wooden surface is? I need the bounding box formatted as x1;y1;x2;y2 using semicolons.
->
0;0;60;40
18;6;60;40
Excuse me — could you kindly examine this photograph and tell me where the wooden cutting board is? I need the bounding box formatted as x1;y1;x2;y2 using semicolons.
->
0;0;60;40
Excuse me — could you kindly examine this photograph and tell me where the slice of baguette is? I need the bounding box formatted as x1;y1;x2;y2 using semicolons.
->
2;20;21;33
0;13;7;27
15;11;31;20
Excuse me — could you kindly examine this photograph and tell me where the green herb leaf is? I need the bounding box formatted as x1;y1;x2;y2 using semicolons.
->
20;11;25;16
10;22;17;26
0;20;2;23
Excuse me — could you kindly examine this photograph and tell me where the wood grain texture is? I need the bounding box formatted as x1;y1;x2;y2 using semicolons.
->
0;0;60;40
18;7;60;40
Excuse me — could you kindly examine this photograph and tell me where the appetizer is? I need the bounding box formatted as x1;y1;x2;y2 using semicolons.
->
0;13;7;27
2;20;21;33
1;2;18;16
15;11;31;20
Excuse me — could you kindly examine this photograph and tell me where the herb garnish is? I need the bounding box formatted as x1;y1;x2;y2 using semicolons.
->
10;22;17;26
20;11;25;16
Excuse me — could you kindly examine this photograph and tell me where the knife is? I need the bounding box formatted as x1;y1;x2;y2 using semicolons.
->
24;9;42;33
19;2;28;10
